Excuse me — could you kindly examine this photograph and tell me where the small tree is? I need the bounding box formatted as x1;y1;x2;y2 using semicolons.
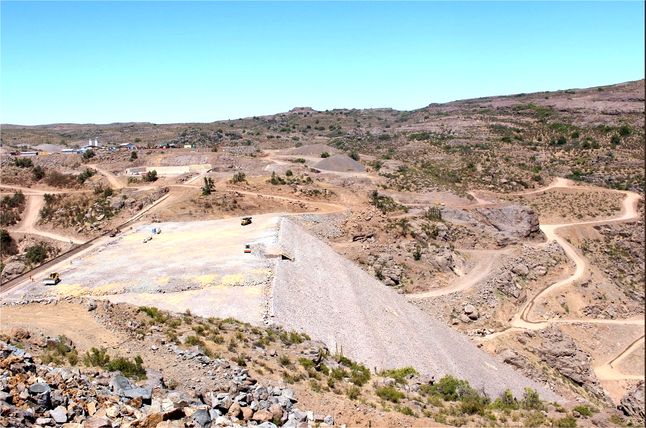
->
320;152;330;158
349;151;360;161
202;177;215;196
130;151;138;161
82;149;95;160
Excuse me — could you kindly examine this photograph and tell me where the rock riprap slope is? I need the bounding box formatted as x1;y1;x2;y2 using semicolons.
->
271;218;560;400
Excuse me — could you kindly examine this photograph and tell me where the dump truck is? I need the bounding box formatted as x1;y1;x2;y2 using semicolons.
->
241;216;252;226
43;273;60;286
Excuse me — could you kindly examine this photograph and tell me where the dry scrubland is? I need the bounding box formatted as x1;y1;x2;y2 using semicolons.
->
1;80;644;427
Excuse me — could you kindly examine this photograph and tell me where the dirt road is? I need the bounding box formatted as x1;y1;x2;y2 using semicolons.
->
11;195;84;244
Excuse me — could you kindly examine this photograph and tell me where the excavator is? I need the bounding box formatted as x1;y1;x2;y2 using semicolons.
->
42;272;60;286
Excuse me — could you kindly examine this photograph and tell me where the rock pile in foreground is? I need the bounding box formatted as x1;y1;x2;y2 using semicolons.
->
0;341;333;427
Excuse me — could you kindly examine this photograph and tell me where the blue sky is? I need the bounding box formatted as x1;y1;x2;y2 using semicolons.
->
1;1;644;125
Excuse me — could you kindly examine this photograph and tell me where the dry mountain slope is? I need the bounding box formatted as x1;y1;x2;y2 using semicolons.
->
272;218;560;401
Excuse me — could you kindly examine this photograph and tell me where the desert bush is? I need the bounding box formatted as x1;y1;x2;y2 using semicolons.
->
573;405;593;417
105;355;146;379
32;166;45;180
520;388;544;410
380;367;418;385
554;415;577;428
230;172;246;183
491;389;518;410
82;149;95;160
346;385;360;400
320;152;330;158
14;158;33;168
376;385;405;403
77;168;96;184
269;172;286;185
143;170;158;182
83;347;111;367
369;190;406;213
130;151;138;161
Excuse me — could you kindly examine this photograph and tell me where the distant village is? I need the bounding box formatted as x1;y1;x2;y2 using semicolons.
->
9;139;195;157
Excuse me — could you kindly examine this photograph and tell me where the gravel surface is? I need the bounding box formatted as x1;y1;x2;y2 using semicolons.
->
271;218;560;401
314;154;365;172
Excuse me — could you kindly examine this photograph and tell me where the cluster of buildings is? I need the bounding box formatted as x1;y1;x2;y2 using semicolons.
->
15;139;138;157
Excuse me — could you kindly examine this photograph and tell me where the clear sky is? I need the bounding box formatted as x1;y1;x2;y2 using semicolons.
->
1;1;644;125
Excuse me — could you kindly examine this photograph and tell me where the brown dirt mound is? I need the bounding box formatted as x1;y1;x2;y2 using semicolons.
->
314;154;365;172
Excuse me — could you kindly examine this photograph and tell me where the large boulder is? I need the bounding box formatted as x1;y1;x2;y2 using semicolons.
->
1;259;26;281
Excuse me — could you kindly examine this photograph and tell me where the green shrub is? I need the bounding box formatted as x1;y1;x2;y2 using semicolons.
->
573;405;593;417
14;158;33;168
285;170;293;176
320;152;330;158
230;172;246;183
349;151;360;161
520;388;544;410
83;347;111;367
396;405;415;416
458;393;490;415
611;134;621;145
32;166;45;180
554;415;577;428
185;335;203;346
143;170;158;182
279;355;291;367
424;375;475;401
492;389;518;410
77;168;96;184
618;125;631;137
376;385;405;403
24;243;50;265
105;355;146;379
381;367;418;385
138;306;168;323
346;385;360;400
130;151;138;161
82;149;95;160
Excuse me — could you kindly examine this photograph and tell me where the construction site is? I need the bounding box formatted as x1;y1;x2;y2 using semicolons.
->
1;80;644;426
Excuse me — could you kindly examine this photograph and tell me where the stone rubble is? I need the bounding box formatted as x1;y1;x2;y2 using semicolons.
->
0;341;334;427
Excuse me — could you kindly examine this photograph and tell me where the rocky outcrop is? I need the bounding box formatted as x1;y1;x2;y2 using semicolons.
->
442;204;541;245
619;381;645;421
534;327;607;399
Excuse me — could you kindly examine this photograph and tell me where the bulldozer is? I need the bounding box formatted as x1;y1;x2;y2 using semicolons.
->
241;216;252;226
43;272;60;286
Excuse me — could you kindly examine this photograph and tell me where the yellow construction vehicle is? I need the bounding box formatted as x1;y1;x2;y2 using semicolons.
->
43;272;60;286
